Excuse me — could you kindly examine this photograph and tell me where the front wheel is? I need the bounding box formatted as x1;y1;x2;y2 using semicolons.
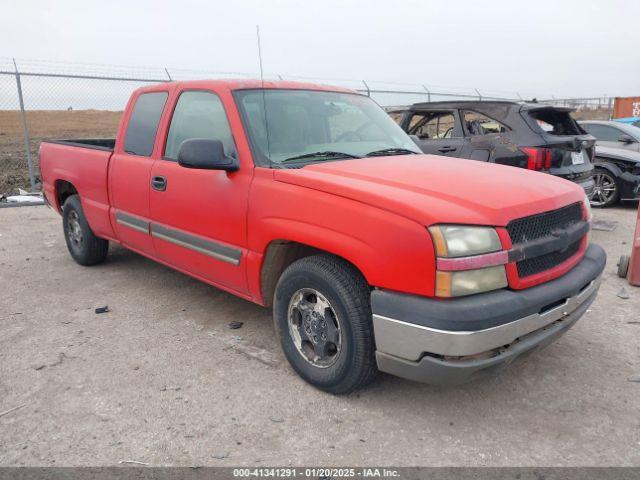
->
273;255;377;394
591;168;619;208
62;195;109;266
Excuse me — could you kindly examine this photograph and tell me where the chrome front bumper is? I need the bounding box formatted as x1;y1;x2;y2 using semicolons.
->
373;276;601;361
370;243;606;385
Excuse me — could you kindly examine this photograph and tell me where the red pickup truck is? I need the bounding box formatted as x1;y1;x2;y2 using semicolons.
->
40;80;606;394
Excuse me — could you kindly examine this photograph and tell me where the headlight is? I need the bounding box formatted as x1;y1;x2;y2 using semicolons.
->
429;225;507;297
436;266;508;297
429;225;502;258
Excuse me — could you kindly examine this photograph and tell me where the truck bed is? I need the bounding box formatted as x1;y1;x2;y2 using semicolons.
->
40;138;116;241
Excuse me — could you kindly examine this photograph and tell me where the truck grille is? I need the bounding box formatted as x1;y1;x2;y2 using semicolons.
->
516;240;582;277
507;203;584;278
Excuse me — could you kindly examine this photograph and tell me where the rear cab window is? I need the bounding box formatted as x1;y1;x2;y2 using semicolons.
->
164;90;237;160
526;108;584;136
123;92;168;156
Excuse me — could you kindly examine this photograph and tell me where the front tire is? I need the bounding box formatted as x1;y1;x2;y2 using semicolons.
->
62;195;109;266
591;168;619;208
273;255;377;394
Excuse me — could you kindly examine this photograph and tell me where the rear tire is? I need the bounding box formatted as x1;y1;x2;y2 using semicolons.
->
591;168;619;208
273;255;377;394
62;195;108;266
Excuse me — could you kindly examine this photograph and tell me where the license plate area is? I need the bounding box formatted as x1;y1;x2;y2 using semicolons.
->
571;150;586;165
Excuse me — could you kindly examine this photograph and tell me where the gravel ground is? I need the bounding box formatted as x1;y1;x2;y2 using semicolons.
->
0;204;639;467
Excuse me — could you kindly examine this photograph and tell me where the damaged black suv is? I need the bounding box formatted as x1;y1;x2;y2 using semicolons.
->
390;101;596;196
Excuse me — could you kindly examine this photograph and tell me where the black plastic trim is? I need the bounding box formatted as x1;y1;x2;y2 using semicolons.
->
371;244;606;332
115;212;149;233
507;221;589;263
150;224;241;265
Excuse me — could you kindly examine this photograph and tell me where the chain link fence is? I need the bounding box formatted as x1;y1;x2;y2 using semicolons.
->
0;57;614;195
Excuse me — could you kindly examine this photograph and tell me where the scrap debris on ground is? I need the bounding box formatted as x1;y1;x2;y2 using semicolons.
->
592;219;619;232
0;188;44;207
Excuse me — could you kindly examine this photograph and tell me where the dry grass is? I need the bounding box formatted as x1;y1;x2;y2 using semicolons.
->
571;107;611;121
0;110;122;194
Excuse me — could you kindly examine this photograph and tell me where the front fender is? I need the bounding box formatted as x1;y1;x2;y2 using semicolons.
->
246;172;437;303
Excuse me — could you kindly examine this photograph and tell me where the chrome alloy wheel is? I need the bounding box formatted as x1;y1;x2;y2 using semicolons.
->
591;171;617;207
287;288;342;368
66;210;83;247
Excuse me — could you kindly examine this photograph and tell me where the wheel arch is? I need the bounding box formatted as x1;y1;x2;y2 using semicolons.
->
259;239;370;308
594;160;623;178
54;179;79;213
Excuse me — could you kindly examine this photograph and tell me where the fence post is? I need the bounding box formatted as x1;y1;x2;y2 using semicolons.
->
362;80;370;97
474;88;482;101
422;84;431;102
13;58;36;192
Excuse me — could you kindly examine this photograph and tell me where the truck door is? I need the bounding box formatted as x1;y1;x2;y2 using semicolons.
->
149;90;251;294
405;110;466;157
109;90;168;255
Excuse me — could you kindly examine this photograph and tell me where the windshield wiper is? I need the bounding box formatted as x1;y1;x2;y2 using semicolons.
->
366;147;419;157
281;151;361;163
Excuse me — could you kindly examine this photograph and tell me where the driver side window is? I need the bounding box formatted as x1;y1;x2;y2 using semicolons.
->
164;90;236;161
408;112;458;139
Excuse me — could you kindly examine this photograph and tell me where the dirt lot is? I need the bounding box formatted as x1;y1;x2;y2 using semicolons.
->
0;204;639;467
0;110;121;194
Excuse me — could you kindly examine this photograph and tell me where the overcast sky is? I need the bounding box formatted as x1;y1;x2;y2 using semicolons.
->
5;0;640;99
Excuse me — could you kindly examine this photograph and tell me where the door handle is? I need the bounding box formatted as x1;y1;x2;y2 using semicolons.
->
438;146;456;153
151;176;167;191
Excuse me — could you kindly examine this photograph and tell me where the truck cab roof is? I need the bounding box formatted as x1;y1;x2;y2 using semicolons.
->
133;78;358;95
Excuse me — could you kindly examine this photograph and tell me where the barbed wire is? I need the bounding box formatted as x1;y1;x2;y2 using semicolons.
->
0;57;547;100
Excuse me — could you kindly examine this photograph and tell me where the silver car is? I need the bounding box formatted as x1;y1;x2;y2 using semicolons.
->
580;120;640;152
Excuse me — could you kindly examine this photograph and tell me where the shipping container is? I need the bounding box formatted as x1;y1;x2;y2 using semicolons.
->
613;96;640;119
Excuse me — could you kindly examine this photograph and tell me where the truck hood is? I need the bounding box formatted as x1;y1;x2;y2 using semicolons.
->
273;155;584;227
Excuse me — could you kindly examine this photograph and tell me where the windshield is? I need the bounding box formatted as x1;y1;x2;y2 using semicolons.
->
234;89;421;166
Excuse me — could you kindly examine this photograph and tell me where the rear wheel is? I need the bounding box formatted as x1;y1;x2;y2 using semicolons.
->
63;195;109;265
591;168;619;208
273;255;377;394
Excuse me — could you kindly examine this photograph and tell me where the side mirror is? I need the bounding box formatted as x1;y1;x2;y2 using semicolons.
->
177;139;239;171
618;134;636;144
